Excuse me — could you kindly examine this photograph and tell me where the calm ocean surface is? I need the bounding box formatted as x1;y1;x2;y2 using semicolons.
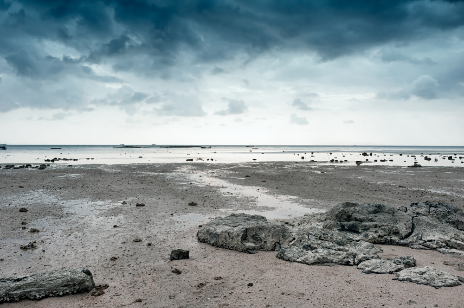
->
1;145;463;167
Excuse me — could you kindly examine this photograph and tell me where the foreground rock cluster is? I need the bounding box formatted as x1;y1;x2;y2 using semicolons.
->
198;201;464;288
0;268;95;303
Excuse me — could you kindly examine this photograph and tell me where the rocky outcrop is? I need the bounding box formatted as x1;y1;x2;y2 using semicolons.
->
197;213;292;253
197;201;464;273
398;202;464;250
357;256;416;274
321;202;414;244
394;267;461;288
0;268;95;303
276;236;380;266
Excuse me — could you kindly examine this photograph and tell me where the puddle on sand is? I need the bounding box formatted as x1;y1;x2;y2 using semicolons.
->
183;171;324;220
173;213;211;225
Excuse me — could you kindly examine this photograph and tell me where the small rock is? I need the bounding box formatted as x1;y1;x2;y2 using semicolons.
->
110;257;118;261
171;268;182;275
133;238;142;242
113;225;119;228
28;228;40;233
214;276;223;280
146;243;152;246
197;283;205;288
135;203;145;207
20;242;37;250
121;201;127;205
135;299;142;302
247;283;253;287
19;208;28;213
188;202;198;206
21;222;27;225
170;249;189;260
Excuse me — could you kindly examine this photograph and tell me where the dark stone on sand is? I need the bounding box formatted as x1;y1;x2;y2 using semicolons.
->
19;208;28;212
0;268;95;303
135;203;145;207
170;249;190;260
188;201;198;206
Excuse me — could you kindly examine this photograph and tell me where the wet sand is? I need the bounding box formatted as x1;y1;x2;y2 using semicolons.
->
1;162;464;307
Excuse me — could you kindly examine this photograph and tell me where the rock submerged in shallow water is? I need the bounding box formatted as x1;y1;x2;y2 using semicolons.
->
197;213;292;253
277;238;380;266
394;267;461;288
170;249;189;260
0;268;95;303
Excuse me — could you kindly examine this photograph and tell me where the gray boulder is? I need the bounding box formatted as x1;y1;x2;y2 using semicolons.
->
394;267;461;288
0;268;95;303
277;236;380;266
197;213;292;253
357;256;416;274
322;202;414;244
398;202;464;250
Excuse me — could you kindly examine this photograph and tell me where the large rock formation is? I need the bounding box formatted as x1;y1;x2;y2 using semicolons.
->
0;268;95;303
394;267;461;288
197;213;292;253
197;201;464;277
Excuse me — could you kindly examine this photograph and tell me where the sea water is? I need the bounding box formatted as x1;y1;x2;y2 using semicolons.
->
0;145;463;167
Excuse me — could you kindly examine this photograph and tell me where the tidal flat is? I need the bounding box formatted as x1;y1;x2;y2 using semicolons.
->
1;163;464;307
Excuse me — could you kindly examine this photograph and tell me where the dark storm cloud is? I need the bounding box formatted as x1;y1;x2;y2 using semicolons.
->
3;0;464;68
1;0;464;112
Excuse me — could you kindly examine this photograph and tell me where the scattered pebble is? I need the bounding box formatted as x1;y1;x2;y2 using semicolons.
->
19;208;28;212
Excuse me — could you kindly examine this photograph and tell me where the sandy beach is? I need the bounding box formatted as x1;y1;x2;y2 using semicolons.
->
1;162;464;307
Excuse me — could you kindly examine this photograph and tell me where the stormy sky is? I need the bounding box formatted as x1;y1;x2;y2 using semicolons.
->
0;0;463;145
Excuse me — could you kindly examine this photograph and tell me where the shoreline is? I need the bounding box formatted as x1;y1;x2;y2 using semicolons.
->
1;163;464;307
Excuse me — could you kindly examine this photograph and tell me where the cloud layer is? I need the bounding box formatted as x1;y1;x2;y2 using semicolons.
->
1;0;463;144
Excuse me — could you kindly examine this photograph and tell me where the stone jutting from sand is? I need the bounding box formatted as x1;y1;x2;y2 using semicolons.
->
170;249;190;260
357;257;416;274
197;213;293;253
197;201;464;267
394;266;461;288
276;237;381;266
0;268;95;303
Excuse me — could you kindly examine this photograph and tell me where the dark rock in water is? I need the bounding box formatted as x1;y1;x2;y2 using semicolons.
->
0;268;95;303
170;249;189;260
277;237;380;266
197;213;292;253
394;267;461;288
